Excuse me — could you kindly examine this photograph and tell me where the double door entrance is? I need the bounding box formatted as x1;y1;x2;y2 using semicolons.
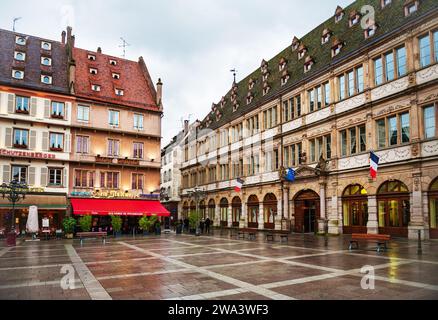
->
294;190;320;233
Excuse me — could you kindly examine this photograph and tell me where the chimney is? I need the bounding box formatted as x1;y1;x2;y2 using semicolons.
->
184;120;189;135
97;47;102;54
71;35;75;48
156;78;163;106
61;31;66;45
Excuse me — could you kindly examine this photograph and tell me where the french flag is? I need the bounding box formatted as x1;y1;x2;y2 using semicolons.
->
234;178;244;192
370;151;380;179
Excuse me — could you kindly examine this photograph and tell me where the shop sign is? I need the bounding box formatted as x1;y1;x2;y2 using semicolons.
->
0;186;44;193
95;156;114;164
0;149;56;159
118;159;140;166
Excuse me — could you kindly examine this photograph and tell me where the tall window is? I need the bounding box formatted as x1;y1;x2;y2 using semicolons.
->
374;57;384;86
396;47;407;77
76;136;89;154
338;65;364;100
74;170;94;188
308;89;315;112
324;82;331;106
245;115;259;136
108;110;120;126
15;96;30;113
374;46;408;86
419;34;432;68
133;142;144;159
283;143;303;167
11;166;27;183
107;139;120;157
51;102;65;118
376;113;410;149
101;172;119;189
263;106;278;129
77;105;90;122
309;135;331;162
49;168;63;186
49;133;64;150
340;125;366;157
424;104;437;138
132;173;144;190
13;129;29;147
134;114;144;130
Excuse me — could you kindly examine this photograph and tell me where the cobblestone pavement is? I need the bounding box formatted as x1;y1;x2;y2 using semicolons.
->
0;231;437;300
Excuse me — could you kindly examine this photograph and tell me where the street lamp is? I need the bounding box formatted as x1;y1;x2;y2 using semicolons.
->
1;180;29;246
187;187;206;237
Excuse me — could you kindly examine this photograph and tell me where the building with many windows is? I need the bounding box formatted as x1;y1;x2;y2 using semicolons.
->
0;27;167;234
180;0;438;239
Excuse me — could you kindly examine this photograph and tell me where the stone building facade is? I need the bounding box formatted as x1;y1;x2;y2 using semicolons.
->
180;0;438;239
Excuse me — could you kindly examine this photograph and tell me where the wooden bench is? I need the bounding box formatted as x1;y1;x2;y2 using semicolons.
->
349;233;390;252
266;231;290;243
237;229;257;240
77;232;107;245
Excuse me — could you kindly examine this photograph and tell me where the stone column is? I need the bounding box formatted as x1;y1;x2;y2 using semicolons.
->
275;191;282;231
228;205;233;228
214;205;220;227
317;182;327;234
328;181;340;235
409;171;428;240
367;195;378;234
240;203;247;228
258;202;264;230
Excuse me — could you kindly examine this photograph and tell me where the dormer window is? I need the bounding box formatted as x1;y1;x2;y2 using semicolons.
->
216;111;222;121
14;51;25;61
41;57;52;66
334;6;344;23
262;83;270;96
41;75;52;84
321;29;331;44
115;89;124;96
365;24;378;39
41;42;52;50
220;97;226;108
260;60;268;74
331;39;344;57
211;103;217;112
88;54;96;61
281;71;289;86
109;59;117;66
349;11;361;27
91;84;101;92
262;73;269;82
292;37;300;51
112;73;120;80
279;58;287;71
15;36;26;46
304;57;314;73
404;0;418;16
89;68;98;75
246;93;253;105
298;45;307;60
233;102;239;112
248;79;255;90
12;70;24;80
381;0;392;8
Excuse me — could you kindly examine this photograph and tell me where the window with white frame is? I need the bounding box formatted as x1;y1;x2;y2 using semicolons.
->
12;166;27;183
12;70;24;80
115;89;124;96
88;54;96;61
41;57;52;66
49;132;64;150
108;110;120;126
51;101;65;118
15;36;26;45
109;59;117;66
133;142;144;159
89;68;98;75
91;84;101;91
404;1;418;16
77;105;90;122
49;168;63;186
112;73;120;80
134;114;144;130
14;51;25;61
41;75;52;84
41;42;52;50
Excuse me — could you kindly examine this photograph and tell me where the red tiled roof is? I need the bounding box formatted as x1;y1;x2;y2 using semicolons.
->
73;48;158;110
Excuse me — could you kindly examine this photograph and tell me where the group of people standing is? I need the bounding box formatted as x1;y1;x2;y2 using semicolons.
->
181;217;212;234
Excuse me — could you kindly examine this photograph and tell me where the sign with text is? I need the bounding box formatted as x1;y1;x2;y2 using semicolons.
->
0;149;56;159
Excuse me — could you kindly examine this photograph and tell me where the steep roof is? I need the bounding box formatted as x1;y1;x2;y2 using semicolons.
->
0;28;69;94
73;48;158;110
199;0;438;131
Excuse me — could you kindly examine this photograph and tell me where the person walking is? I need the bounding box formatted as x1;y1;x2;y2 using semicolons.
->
200;219;205;234
205;217;211;235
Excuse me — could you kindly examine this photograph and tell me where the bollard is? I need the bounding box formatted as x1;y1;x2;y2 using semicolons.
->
417;229;422;255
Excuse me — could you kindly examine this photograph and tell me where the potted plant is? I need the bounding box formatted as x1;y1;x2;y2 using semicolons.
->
62;217;76;239
189;211;200;234
78;215;92;232
155;220;161;235
175;221;183;235
139;216;157;235
111;216;122;237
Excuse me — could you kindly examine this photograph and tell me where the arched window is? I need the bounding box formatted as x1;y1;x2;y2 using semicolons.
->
199;200;206;219
208;199;215;219
263;193;277;229
232;197;242;227
342;184;368;234
377;180;410;237
247;195;259;228
429;177;438;239
220;198;229;226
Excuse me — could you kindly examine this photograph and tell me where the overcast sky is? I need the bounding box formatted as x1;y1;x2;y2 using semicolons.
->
1;0;352;146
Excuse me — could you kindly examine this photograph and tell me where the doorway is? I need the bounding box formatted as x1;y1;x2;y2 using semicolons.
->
294;190;320;233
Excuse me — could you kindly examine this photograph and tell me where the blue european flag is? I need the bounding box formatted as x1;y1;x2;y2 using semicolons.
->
285;168;295;182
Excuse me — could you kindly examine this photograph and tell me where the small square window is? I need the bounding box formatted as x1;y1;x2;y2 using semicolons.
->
405;2;418;16
115;89;124;96
15;36;26;46
12;70;24;80
322;34;330;44
89;68;98;75
88;54;96;61
304;62;313;73
91;84;101;91
381;0;392;8
41;42;52;50
41;57;52;66
298;50;306;60
109;59;117;66
112;73;120;80
41;75;52;84
335;12;344;23
14;51;25;61
365;25;378;38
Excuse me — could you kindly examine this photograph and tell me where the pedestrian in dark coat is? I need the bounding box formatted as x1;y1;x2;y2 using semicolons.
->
205;217;211;234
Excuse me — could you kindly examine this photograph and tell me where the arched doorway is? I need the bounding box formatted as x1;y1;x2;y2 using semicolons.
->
208;199;215;220
377;180;410;237
429;178;438;239
182;201;189;219
294;190;320;233
219;198;229;227
232;197;242;227
247;195;259;229
263;193;277;229
199;200;206;219
342;184;368;234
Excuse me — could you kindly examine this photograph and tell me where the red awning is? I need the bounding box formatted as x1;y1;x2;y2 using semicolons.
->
70;198;170;217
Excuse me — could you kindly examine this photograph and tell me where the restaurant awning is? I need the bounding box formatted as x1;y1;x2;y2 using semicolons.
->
70;198;170;217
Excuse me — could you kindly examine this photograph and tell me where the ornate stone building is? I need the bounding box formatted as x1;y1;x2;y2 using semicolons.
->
180;0;438;239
